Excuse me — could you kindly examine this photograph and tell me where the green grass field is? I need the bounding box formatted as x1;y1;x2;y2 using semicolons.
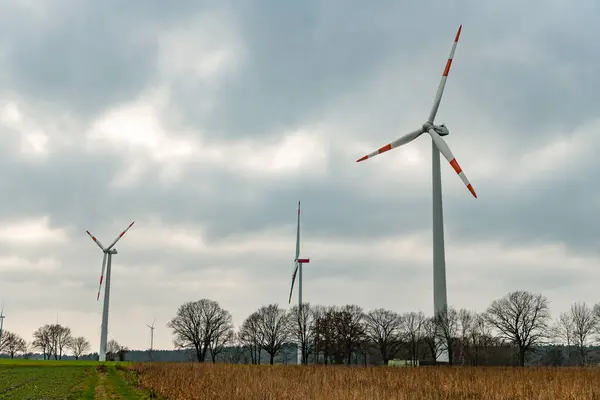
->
0;359;159;399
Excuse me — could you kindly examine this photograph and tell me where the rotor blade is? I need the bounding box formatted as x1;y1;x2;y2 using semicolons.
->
86;230;106;251
295;201;300;260
356;128;425;162
427;129;477;198
427;25;462;124
288;262;299;304
106;221;135;251
97;252;108;301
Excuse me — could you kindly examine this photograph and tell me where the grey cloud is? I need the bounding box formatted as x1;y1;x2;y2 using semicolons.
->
0;0;599;350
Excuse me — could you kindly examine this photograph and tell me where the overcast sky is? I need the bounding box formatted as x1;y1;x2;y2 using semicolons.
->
0;0;599;353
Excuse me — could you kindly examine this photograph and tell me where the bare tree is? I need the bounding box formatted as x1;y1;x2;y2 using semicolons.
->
434;306;459;365
400;311;426;364
422;317;443;361
106;339;129;361
334;305;365;365
69;336;91;360
552;311;573;365
167;299;233;362
485;290;550;366
106;339;121;361
569;302;596;365
288;303;316;364
32;324;52;360
468;313;492;366
208;324;235;363
457;309;475;365
48;324;72;360
594;303;600;342
363;308;403;364
239;312;263;364
1;331;27;358
313;306;338;364
256;304;290;365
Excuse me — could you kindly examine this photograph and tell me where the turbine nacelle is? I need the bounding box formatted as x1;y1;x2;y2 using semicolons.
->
433;124;449;136
422;122;449;136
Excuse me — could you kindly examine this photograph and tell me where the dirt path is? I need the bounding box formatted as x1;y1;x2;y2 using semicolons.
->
94;369;109;400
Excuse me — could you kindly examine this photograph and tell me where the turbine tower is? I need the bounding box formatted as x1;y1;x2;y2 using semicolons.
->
288;201;310;365
86;221;135;362
356;25;476;362
146;319;155;361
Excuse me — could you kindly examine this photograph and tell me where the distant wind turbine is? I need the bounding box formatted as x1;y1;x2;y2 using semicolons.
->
147;319;156;361
0;302;5;346
287;201;310;365
86;221;135;362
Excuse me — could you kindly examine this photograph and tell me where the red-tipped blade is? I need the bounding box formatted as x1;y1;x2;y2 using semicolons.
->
106;221;135;251
455;25;462;42
86;230;106;251
427;25;462;123
428;129;477;198
356;128;424;163
97;252;108;301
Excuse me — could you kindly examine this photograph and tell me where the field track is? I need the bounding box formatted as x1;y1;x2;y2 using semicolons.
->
0;359;157;399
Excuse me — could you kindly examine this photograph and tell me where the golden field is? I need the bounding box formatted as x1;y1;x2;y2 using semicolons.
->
130;363;600;400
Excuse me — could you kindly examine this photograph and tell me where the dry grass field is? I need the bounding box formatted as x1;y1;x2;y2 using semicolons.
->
130;363;600;400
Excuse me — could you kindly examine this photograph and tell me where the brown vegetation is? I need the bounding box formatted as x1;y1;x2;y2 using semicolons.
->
131;363;600;400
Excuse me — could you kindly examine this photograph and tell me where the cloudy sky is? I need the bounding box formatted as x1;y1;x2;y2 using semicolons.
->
1;0;599;352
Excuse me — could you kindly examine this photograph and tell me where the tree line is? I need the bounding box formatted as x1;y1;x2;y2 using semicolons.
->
167;291;600;367
0;323;128;361
2;290;600;367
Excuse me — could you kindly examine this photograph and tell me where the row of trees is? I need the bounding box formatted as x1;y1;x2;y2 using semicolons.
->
0;323;129;361
167;291;600;367
2;290;599;367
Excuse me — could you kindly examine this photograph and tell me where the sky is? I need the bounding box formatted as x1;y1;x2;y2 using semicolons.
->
0;0;599;353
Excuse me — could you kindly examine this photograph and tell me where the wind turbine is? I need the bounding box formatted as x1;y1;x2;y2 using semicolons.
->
356;25;476;363
0;303;5;347
288;201;310;365
146;319;155;361
86;221;135;362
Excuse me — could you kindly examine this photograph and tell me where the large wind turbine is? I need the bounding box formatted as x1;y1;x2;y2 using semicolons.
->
86;222;135;362
287;201;310;365
356;25;476;362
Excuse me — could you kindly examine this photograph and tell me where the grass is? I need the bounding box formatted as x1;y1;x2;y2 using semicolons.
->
130;363;600;400
0;359;159;399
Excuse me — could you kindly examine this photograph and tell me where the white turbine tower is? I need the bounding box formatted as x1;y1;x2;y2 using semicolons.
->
356;25;476;363
86;221;135;362
147;319;155;361
287;201;310;365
